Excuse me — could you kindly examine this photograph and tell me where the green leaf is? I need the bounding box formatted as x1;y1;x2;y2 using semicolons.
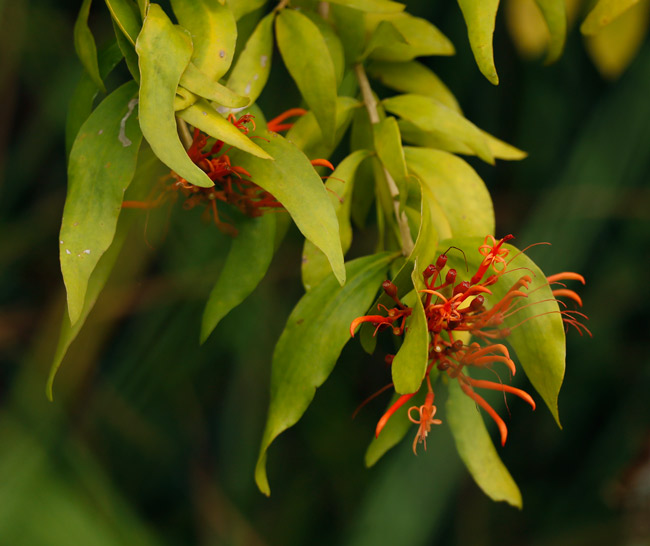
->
60;81;142;325
232;131;346;285
137;0;149;17
301;149;372;290
200;214;276;343
446;380;522;507
65;41;124;157
581;0;640;35
404;147;495;237
176;99;272;159
255;252;396;495
230;0;267;21
398;120;526;161
534;0;566;64
360;20;407;62
171;0;237;80
367;60;461;113
226;13;274;105
136;4;214;188
179;63;249;108
113;18;140;82
302;10;346;88
366;13;455;61
74;0;106;92
105;0;141;45
276;9;338;143
383;94;494;164
373;116;409;210
327;0;405;13
457;0;500;85
444;238;566;425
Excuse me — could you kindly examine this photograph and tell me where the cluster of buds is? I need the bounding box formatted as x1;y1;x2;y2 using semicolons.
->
351;235;589;454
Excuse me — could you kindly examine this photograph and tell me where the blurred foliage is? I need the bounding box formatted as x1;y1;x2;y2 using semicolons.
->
0;1;649;545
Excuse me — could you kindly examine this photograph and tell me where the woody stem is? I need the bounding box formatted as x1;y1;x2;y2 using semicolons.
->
354;63;414;256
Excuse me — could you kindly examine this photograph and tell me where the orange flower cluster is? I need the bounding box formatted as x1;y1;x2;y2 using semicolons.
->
351;235;589;454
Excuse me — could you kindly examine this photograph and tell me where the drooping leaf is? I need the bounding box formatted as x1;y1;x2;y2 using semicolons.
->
66;41;124;157
302;10;346;87
276;9;338;143
446;380;522;507
179;62;249;108
457;0;501;85
383;94;494;164
360;20;408;62
231;131;346;285
60;81;142;325
301;149;373;290
105;0;141;45
327;0;405;13
444;237;566;425
255;252;397;495
74;0;106;92
404;147;495;237
580;0;640;35
171;0;237;80
201;214;276;343
367;60;461;113
226;13;274;105
136;4;214;188
176;99;272;159
533;0;567;64
373;116;409;210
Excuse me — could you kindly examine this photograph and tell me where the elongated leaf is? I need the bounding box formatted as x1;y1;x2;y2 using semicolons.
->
533;0;566;64
447;380;522;507
231;131;346;285
66;41;124;157
457;0;500;85
383;94;494;164
303;11;345;87
105;0;141;45
255;252;396;495
137;0;148;17
60;81;142;325
201;214;276;343
177;99;272;159
301;149;372;290
327;0;405;13
276;9;338;143
373;116;409;210
179;63;249;108
113;17;140;82
230;0;267;21
367;60;461;113
226;13;274;105
444;238;566;425
581;0;639;35
404;147;494;237
74;0;105;92
171;0;237;80
136;4;214;188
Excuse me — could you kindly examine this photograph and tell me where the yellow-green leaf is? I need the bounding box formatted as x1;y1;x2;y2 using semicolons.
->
105;0;141;45
457;0;501;85
581;0;640;35
230;0;267;21
533;0;567;64
373;116;409;210
136;4;214;188
327;0;405;13
74;0;106;92
179;62;249;108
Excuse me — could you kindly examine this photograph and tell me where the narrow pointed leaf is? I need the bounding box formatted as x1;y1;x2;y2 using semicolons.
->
226;13;274;105
303;10;345;87
201;214;276;343
74;0;105;92
60;81;142;325
231;131;346;285
113;19;140;82
581;0;640;35
533;0;566;64
327;0;405;13
136;4;214;188
457;0;500;84
383;94;494;164
373;116;409;210
171;0;237;79
105;0;141;45
255;252;396;495
179;62;249;108
276;9;338;143
447;380;522;507
137;0;148;17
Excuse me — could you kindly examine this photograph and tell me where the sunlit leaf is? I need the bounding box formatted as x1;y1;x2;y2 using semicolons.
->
533;0;566;63
201;214;276;343
303;10;346;87
581;0;640;35
171;0;237;80
276;9;338;142
373;116;409;210
255;252;397;495
230;0;267;21
383;94;494;164
179;63;249;108
301;149;373;290
231;131;346;285
327;0;405;13
60;81;142;325
446;380;522;507
226;13;274;105
136;4;214;188
74;0;106;92
105;0;141;45
457;0;500;84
